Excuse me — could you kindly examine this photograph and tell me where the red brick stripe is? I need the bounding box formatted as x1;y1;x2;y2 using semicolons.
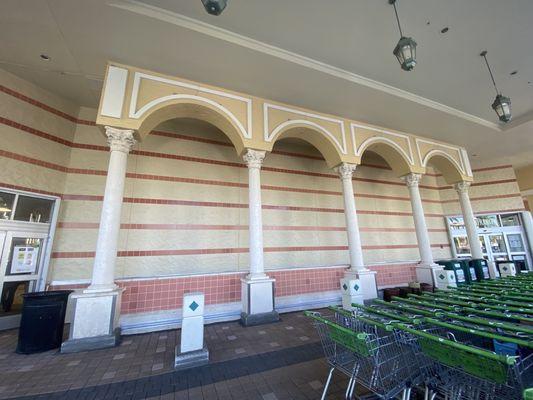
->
0;85;94;125
51;243;450;259
56;222;448;233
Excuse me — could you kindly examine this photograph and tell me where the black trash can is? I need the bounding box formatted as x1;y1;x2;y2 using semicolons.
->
16;290;73;354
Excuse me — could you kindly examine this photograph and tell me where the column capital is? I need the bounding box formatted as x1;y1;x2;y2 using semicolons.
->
243;149;266;169
402;172;422;188
335;163;357;180
105;126;136;153
454;181;471;194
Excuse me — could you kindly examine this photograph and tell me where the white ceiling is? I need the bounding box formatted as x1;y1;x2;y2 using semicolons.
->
1;0;532;167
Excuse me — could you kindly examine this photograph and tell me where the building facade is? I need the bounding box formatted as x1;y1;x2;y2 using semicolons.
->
0;64;529;342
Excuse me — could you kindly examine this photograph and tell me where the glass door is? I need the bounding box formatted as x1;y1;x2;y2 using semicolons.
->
485;234;509;262
0;231;47;330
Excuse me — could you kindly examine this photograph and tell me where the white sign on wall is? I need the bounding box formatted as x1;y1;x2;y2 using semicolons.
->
11;246;38;274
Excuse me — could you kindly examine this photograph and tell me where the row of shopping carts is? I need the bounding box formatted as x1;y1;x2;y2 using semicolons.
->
305;273;533;399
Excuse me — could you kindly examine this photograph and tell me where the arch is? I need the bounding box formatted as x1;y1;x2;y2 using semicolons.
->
357;137;414;176
267;120;344;168
135;95;247;155
423;150;465;183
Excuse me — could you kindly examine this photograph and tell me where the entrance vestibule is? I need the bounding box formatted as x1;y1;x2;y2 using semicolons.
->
0;189;60;330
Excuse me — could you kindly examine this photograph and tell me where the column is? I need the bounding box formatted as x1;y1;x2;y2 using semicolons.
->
455;181;483;259
240;149;279;325
403;173;440;285
336;163;377;300
244;149;266;279
403;173;435;265
88;127;137;291
336;163;365;270
61;126;136;353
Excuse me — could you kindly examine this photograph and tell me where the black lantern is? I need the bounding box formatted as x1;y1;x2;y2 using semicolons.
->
201;0;227;16
389;0;417;71
480;51;512;123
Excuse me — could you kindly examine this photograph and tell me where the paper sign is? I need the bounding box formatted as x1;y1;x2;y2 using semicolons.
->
11;246;38;274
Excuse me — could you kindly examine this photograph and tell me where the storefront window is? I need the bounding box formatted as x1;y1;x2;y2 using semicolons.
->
448;217;465;231
13;196;54;223
501;214;520;227
0;191;16;220
476;215;500;228
507;234;525;252
453;236;470;254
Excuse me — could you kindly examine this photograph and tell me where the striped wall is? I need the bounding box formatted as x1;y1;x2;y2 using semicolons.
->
0;67;526;318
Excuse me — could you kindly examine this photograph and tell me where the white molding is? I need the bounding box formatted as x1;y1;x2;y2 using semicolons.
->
351;123;414;165
100;66;128;118
128;71;252;138
264;103;347;154
522;189;533;197
109;0;504;132
415;138;466;175
460;148;473;177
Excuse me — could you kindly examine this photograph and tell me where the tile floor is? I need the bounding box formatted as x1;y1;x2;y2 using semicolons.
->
0;311;354;400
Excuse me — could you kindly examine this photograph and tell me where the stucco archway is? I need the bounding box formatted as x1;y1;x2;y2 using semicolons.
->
357;137;414;176
267;121;344;168
136;96;248;156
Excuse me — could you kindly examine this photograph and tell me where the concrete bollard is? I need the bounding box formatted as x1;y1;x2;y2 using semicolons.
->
174;292;209;370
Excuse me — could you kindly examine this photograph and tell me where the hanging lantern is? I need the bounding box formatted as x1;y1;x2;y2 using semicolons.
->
393;36;417;71
492;94;512;123
389;0;417;71
201;0;227;16
480;51;512;123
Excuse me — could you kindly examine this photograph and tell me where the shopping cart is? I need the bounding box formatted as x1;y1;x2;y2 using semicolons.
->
305;309;422;399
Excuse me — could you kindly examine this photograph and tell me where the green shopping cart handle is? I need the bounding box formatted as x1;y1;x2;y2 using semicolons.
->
411;293;533;315
327;306;394;331
350;303;415;324
421;317;533;348
393;323;517;366
304;311;371;339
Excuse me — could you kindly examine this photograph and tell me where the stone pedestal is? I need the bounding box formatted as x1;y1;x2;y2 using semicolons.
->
340;278;364;310
434;269;457;290
61;288;122;353
344;269;378;300
240;277;279;326
175;292;209;370
498;262;516;278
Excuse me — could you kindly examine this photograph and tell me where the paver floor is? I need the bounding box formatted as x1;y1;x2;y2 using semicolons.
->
0;311;354;399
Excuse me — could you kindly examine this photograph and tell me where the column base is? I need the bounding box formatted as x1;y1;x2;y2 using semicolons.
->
240;277;278;326
61;288;123;353
61;329;120;353
415;263;441;286
174;347;209;371
344;268;378;300
240;311;280;326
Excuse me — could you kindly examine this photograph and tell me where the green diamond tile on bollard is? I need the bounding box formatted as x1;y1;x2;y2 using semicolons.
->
189;301;199;312
182;292;204;318
439;274;445;280
340;278;361;296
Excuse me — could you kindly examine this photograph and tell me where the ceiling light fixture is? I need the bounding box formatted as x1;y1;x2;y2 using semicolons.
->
480;51;512;123
389;0;417;71
201;0;227;16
